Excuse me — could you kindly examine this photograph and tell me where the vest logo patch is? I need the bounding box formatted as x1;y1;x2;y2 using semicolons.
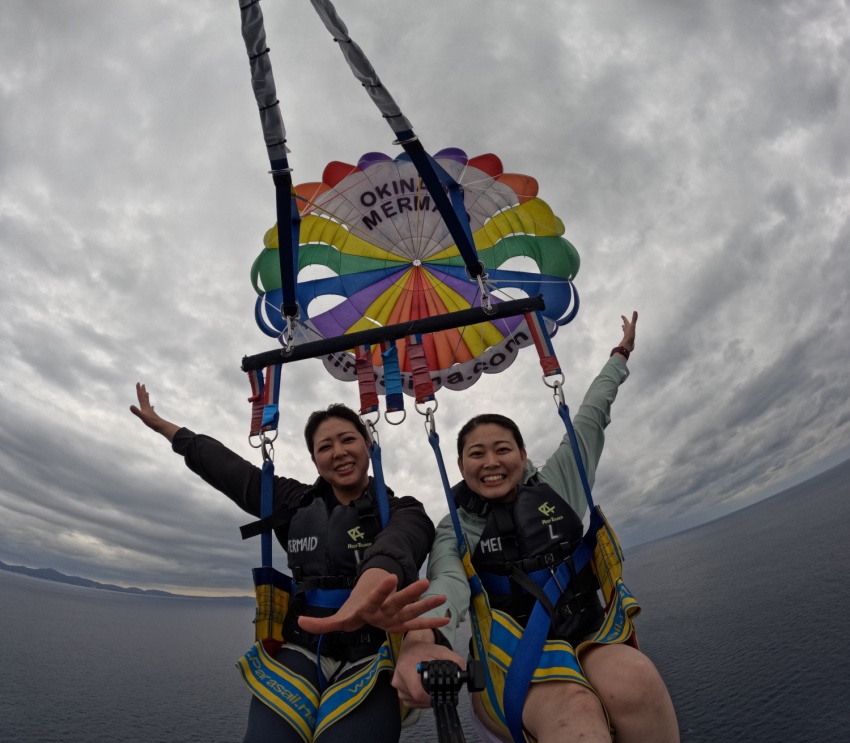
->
347;526;371;550
287;536;318;553
538;502;556;517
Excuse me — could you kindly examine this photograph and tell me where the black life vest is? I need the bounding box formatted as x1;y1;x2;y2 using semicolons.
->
281;482;387;660
459;481;605;644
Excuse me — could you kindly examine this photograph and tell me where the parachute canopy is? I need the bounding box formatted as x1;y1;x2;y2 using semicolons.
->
251;148;580;394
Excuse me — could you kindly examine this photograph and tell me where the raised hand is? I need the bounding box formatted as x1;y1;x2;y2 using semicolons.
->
130;383;180;442
619;311;638;352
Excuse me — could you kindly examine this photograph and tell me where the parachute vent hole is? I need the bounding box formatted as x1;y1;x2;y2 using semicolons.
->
307;294;347;318
492;287;530;303
496;255;540;274
299;264;339;282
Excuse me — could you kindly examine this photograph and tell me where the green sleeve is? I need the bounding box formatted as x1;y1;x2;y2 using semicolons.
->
419;511;483;648
532;355;629;518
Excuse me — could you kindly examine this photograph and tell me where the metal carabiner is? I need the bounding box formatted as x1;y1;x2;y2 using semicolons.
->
476;272;495;315
546;377;566;407
415;397;439;419
423;407;437;437
363;417;381;448
261;435;275;463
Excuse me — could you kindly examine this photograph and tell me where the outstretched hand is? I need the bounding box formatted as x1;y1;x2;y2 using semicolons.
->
619;311;638;352
130;383;180;442
296;569;449;635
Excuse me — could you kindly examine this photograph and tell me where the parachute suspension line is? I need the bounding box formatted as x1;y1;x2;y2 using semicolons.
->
238;0;301;334
307;0;487;283
354;344;390;528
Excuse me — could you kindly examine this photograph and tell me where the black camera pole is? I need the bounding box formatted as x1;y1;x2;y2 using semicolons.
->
418;658;486;743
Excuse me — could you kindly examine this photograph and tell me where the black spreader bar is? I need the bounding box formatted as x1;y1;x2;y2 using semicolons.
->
241;295;545;371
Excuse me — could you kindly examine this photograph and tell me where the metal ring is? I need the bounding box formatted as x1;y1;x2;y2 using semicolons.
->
360;410;381;426
542;373;565;389
384;409;407;426
415;398;439;417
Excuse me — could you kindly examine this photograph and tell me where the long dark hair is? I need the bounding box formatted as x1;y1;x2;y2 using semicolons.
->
456;413;525;458
304;403;370;458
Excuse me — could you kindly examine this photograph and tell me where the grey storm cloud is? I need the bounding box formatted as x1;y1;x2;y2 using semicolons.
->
1;0;848;594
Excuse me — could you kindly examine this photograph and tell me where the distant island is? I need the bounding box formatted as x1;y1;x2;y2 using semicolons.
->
0;560;251;600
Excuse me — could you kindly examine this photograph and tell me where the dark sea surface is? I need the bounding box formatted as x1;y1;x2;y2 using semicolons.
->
2;458;848;742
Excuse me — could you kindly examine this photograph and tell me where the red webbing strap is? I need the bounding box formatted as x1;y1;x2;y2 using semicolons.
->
355;344;380;414
247;368;266;437
524;311;562;377
247;366;281;437
406;333;436;404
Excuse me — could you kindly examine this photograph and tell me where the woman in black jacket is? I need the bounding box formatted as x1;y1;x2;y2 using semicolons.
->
132;388;446;743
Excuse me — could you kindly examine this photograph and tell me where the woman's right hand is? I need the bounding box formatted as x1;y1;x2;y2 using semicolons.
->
130;383;180;442
391;629;466;709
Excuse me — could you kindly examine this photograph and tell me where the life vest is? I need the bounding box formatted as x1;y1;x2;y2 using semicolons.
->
243;481;388;661
458;481;605;644
237;479;409;742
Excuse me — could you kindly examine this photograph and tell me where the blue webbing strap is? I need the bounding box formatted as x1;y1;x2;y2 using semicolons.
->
272;167;301;320
369;442;390;529
502;541;594;743
260;459;275;567
381;341;404;413
557;402;595;512
427;428;465;550
300;587;352;609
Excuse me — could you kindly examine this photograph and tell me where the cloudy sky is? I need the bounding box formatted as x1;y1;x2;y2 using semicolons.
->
2;0;848;596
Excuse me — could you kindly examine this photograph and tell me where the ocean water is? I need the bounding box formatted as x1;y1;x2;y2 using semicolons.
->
2;458;848;742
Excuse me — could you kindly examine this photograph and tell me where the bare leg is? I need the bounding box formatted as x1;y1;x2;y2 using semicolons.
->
471;682;610;743
581;644;679;743
523;681;610;743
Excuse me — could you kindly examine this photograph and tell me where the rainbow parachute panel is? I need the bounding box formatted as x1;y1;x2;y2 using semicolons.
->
251;148;580;394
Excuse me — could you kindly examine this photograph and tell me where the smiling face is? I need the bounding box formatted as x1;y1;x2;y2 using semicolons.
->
458;423;528;503
311;417;371;503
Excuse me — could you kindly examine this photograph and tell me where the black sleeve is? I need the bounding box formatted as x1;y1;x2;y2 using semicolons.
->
358;493;436;589
171;427;309;519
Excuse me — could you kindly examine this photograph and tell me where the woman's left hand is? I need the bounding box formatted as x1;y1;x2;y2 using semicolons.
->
296;569;449;635
619;310;638;352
